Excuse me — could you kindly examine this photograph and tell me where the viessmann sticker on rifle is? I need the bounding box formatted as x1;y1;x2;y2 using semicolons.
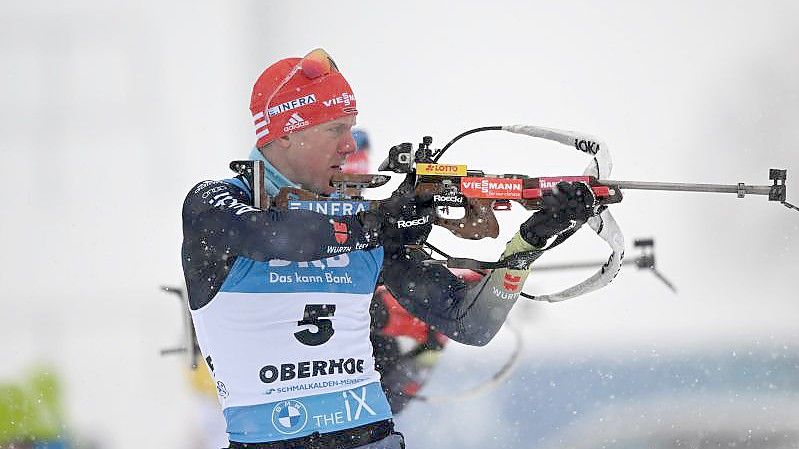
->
416;163;468;176
460;177;523;199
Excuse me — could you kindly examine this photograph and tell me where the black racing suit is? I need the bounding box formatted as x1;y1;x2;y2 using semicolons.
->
182;171;535;444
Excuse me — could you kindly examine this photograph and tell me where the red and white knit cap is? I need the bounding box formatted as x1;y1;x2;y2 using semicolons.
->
250;49;357;147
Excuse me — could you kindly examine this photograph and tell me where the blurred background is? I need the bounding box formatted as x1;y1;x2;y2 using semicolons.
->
1;1;797;448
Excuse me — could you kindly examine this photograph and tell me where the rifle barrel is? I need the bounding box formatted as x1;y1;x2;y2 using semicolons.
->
534;258;640;271
599;180;772;196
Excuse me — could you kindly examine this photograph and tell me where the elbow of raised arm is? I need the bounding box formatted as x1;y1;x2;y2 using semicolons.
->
444;322;502;347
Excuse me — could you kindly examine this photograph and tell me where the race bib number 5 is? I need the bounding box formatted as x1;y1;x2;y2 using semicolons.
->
294;304;336;346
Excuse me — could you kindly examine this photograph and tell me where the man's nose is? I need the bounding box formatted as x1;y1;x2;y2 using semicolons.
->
338;133;357;155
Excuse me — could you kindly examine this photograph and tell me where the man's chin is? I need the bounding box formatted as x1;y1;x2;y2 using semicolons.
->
307;182;334;196
320;174;339;195
295;178;331;195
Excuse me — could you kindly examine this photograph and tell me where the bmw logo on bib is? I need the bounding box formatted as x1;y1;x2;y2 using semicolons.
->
271;399;308;435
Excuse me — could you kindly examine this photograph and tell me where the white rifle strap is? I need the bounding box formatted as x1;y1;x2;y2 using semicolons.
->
502;125;625;302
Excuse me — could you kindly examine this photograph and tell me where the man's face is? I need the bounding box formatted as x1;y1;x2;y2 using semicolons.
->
282;115;358;194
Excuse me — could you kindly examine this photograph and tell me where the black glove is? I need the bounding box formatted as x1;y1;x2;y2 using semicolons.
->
359;188;435;256
520;181;596;247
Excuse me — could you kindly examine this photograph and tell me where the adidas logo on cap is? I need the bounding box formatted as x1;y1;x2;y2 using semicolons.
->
283;113;309;132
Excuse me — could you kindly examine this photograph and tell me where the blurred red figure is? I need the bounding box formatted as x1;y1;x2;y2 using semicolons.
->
341;128;371;174
371;269;482;413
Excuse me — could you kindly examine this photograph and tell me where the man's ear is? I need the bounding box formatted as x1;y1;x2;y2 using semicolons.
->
258;136;291;157
274;135;291;150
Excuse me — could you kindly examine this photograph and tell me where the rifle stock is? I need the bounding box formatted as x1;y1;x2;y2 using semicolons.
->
416;182;500;239
270;173;622;241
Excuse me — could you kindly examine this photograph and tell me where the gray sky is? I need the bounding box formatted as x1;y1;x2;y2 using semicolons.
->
1;1;797;447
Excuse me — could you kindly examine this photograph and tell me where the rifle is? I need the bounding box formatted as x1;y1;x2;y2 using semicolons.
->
269;124;794;302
